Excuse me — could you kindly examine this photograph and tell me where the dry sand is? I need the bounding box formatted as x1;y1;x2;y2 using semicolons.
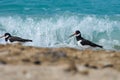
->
0;43;119;80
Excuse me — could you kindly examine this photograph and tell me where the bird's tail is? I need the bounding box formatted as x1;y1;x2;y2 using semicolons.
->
97;45;103;48
26;39;32;42
23;39;32;42
92;43;103;48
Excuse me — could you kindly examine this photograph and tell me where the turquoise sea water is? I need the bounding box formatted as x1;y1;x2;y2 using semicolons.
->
0;0;120;50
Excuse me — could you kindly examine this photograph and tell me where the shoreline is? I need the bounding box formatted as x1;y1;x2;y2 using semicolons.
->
0;43;120;80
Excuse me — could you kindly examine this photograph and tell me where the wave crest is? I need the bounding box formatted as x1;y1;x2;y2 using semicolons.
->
0;15;120;50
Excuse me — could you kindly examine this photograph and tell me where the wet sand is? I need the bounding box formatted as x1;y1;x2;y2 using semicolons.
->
0;43;120;80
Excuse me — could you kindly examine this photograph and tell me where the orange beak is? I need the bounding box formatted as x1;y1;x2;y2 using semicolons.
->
69;33;76;37
0;35;5;38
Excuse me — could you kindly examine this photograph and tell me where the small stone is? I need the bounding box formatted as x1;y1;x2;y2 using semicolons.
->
34;60;41;65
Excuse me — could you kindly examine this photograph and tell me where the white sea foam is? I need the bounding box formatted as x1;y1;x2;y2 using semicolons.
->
0;15;120;50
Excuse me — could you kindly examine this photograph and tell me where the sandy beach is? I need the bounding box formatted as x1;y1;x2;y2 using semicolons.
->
0;43;119;80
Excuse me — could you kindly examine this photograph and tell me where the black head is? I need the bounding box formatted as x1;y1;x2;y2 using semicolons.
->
0;33;12;42
69;30;81;37
75;30;81;35
4;33;11;38
74;30;83;41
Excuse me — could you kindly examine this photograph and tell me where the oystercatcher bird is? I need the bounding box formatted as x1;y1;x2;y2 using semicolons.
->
0;33;32;43
69;30;103;49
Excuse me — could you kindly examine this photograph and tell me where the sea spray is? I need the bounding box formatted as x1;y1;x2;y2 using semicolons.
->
0;15;120;50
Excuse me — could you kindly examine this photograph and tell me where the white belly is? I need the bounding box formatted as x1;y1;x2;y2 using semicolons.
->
77;40;90;49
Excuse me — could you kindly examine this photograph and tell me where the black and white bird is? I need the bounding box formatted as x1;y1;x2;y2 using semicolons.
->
69;30;103;49
0;33;32;43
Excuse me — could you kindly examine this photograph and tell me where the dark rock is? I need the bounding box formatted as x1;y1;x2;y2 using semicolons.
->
84;63;98;69
0;61;7;65
33;60;41;65
102;64;114;68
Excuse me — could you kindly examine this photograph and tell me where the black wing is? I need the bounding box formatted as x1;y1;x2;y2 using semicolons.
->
81;39;103;48
9;36;32;42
